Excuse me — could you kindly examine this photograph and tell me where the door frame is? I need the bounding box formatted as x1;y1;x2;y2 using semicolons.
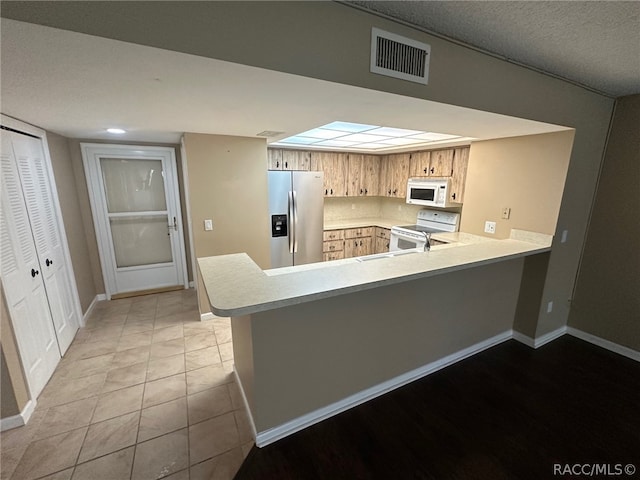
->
81;143;189;299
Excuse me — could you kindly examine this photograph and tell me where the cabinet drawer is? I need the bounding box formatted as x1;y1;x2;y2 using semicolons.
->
375;228;391;240
323;230;344;241
344;227;373;239
323;251;345;262
323;240;344;253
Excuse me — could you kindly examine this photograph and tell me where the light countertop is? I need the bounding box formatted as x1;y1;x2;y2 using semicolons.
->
198;229;552;317
324;218;404;230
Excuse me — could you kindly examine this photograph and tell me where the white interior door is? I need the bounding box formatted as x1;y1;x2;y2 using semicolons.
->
1;130;61;397
82;144;188;298
11;132;78;353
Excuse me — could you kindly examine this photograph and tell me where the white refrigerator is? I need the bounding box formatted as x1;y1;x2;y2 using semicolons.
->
268;171;324;268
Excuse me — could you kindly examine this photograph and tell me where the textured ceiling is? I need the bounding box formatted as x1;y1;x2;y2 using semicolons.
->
347;1;640;97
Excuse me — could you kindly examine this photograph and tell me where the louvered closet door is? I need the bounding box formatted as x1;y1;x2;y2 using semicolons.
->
1;130;61;397
11;132;78;354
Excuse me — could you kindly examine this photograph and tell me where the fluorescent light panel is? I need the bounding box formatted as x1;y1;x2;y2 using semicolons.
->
271;121;462;152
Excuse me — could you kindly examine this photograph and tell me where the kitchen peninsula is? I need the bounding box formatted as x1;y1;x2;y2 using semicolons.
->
198;229;551;446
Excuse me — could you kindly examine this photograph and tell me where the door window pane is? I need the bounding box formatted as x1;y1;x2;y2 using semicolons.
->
110;215;173;267
100;158;167;212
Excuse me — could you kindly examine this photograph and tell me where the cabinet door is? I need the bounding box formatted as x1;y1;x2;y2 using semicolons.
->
344;238;359;258
311;152;347;196
1;130;61;398
347;154;364;196
374;235;389;254
323;229;344;241
378;156;392;196
358;237;373;256
323;240;343;253
450;147;470;203
429;149;454;176
362;155;379;196
409;151;431;177
390;153;410;198
323;251;345;261
282;150;310;171
267;149;283;170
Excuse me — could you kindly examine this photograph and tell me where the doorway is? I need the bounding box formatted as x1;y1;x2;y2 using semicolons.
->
82;144;188;299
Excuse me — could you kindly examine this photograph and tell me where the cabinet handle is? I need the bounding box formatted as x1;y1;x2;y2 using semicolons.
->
423;168;427;174
276;161;280;168
452;193;456;200
360;188;363;194
393;189;398;195
330;246;335;250
325;189;328;195
388;189;391;195
430;167;435;174
364;188;368;194
354;241;358;247
330;188;333;195
31;268;39;278
46;258;53;267
285;162;288;169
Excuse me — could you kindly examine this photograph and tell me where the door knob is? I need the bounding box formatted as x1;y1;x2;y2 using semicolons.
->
46;258;53;267
31;268;39;278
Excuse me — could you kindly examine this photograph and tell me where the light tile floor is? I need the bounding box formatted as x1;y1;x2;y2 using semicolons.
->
1;290;253;480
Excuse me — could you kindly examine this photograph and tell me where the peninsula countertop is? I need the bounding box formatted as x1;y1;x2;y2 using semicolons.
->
198;229;552;317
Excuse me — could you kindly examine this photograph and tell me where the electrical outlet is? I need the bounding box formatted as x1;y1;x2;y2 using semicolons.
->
561;230;568;243
484;221;496;234
204;219;213;231
547;301;553;313
501;207;511;219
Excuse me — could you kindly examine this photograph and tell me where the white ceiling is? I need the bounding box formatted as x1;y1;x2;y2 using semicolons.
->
347;0;640;98
1;19;569;146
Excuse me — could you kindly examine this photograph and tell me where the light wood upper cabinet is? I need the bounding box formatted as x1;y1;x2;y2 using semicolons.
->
387;153;410;198
429;149;454;176
267;149;283;170
282;150;311;171
347;154;379;196
408;151;431;177
450;146;470;203
310;151;348;196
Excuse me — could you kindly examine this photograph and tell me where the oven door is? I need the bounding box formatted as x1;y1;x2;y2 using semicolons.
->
389;229;427;252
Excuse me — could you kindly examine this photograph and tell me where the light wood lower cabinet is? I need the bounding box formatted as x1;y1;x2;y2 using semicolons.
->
374;227;391;254
322;229;344;261
344;237;373;258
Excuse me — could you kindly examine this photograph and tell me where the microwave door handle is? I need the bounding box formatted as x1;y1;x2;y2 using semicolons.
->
288;191;294;254
292;190;298;253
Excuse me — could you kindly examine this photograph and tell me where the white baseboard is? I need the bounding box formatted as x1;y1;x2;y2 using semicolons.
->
200;312;215;321
513;326;567;349
82;294;106;325
567;327;640;362
253;330;513;448
0;399;36;432
232;368;258;442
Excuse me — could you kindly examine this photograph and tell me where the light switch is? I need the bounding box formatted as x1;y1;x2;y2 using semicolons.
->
204;219;213;231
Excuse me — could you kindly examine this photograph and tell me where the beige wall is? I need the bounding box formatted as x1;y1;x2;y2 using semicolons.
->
1;2;619;339
47;132;98;313
0;285;30;418
233;258;524;432
182;134;270;314
461;131;575;239
568;94;640;350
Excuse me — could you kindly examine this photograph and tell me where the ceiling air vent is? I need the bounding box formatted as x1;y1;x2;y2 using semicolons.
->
256;130;285;138
370;27;430;85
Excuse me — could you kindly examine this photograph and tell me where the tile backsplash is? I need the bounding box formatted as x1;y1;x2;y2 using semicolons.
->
324;197;424;224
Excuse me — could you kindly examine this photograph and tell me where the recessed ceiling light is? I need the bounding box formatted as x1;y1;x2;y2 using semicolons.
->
271;121;463;152
107;128;126;134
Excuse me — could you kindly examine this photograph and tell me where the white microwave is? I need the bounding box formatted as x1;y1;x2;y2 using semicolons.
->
406;178;459;208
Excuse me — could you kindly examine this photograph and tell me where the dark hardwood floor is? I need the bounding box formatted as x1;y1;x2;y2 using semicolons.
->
235;336;640;480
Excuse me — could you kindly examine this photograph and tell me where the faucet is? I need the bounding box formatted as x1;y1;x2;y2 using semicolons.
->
421;232;431;251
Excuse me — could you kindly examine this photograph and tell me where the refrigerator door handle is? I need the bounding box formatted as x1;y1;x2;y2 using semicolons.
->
292;190;299;253
288;190;294;254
